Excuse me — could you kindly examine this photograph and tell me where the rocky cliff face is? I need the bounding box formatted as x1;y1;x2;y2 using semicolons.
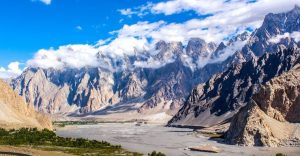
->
186;38;216;64
169;48;300;127
0;79;52;130
12;68;116;114
226;64;300;147
168;7;300;127
12;57;198;117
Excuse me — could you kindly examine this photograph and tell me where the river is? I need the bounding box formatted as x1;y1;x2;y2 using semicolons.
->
56;123;300;156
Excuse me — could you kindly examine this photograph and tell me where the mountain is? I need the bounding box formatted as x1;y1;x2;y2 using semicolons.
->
0;79;52;130
226;62;300;147
168;47;300;127
168;6;300;127
11;7;299;123
245;5;300;57
11;34;241;120
10;45;205;121
186;38;217;64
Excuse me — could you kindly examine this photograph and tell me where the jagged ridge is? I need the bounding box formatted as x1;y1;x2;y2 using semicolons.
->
226;62;300;147
168;6;300;127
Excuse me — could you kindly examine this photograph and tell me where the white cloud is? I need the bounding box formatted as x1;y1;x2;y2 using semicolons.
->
41;0;51;5
124;0;300;17
209;40;248;64
110;18;243;46
23;1;300;71
134;57;169;69
27;44;100;69
292;32;300;42
97;38;113;46
26;38;151;70
269;31;300;43
118;8;136;18
116;1;300;44
0;62;23;79
180;54;197;70
151;0;226;15
119;3;152;17
98;36;150;58
76;26;82;31
32;0;52;5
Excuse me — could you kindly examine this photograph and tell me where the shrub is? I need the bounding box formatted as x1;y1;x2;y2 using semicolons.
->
148;151;166;156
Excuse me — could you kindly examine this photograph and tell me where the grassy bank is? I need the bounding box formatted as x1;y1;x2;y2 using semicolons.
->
53;119;147;127
53;121;99;127
0;128;142;156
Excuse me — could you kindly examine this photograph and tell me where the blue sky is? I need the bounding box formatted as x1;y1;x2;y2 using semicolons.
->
0;0;299;78
0;0;202;67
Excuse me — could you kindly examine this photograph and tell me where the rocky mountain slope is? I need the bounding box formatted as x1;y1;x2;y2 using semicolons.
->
0;79;52;130
169;47;300;127
168;6;300;127
11;32;245;118
226;64;300;147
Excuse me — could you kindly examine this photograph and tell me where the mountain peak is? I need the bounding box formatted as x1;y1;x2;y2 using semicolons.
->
186;37;215;59
292;4;300;12
188;37;206;43
155;40;167;50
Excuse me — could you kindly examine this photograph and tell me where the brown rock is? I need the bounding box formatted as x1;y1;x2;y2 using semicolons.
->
0;79;52;130
253;65;300;122
188;144;221;153
226;65;300;147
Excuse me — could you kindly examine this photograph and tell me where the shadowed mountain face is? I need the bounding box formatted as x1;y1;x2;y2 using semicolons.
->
168;48;300;127
168;6;300;127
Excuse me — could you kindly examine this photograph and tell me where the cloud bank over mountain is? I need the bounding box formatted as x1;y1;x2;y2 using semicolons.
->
1;0;300;79
27;45;100;69
0;62;23;79
269;31;300;43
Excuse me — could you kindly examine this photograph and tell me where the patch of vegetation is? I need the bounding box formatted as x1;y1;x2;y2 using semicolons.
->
196;131;225;139
53;120;144;127
148;151;166;156
53;121;99;127
0;128;142;156
276;153;286;156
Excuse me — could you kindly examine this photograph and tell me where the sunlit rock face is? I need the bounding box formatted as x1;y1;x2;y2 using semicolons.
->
0;79;52;130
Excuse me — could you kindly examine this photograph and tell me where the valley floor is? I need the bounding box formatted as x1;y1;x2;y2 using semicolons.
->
57;123;300;156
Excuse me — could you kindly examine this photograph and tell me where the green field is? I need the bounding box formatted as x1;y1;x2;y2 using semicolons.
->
0;128;142;156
